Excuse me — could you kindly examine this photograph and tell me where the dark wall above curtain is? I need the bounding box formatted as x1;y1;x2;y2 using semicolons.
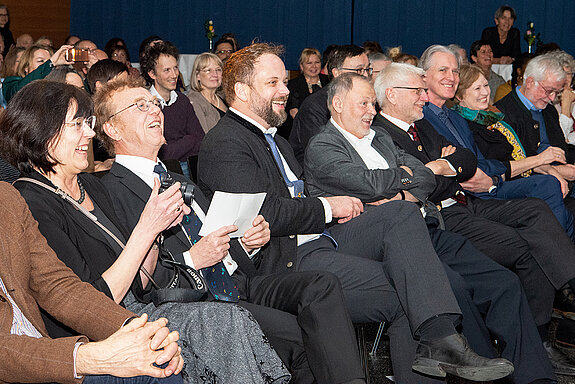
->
71;0;573;69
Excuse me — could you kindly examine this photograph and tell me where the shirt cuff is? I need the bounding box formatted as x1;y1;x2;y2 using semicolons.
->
437;159;457;177
183;250;195;269
318;197;332;223
73;342;84;379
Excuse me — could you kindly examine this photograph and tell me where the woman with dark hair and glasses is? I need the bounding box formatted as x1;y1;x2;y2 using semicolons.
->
0;80;289;384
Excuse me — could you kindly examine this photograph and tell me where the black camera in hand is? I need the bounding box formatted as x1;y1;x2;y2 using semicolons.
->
158;172;194;206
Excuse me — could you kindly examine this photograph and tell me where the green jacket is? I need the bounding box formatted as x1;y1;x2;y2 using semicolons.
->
2;60;53;103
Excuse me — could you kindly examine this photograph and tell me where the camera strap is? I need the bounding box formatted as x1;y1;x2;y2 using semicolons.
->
15;177;208;304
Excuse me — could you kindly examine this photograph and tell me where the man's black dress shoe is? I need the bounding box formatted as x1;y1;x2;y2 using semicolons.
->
553;287;575;320
412;334;514;381
555;317;575;349
543;341;575;376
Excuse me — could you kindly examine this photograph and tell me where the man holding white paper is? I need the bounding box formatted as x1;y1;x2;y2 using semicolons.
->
96;76;366;384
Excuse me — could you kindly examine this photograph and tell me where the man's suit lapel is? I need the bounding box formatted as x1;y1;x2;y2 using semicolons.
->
374;115;431;164
110;163;191;249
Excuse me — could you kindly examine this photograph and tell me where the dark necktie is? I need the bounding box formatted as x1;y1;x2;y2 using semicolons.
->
264;133;305;197
263;134;338;248
153;164;239;302
311;84;321;93
407;124;420;143
437;109;466;147
453;190;467;206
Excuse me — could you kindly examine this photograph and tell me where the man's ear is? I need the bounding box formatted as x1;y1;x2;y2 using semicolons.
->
332;95;344;114
103;121;121;142
332;68;341;79
471;55;477;64
385;87;396;105
234;82;249;102
148;70;157;82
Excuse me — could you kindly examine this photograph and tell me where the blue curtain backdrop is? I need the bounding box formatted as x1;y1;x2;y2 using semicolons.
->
71;0;573;70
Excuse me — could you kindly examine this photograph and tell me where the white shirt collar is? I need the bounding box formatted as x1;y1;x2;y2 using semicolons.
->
380;111;412;133
150;85;178;107
330;117;375;145
115;155;161;189
229;107;277;136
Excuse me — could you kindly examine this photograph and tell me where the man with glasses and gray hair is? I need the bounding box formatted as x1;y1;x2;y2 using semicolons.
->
290;44;372;163
496;53;574;167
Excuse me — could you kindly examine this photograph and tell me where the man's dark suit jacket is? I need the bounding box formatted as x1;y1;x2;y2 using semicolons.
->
198;111;327;275
289;86;330;164
373;115;477;203
495;88;569;157
102;162;258;282
304;120;433;204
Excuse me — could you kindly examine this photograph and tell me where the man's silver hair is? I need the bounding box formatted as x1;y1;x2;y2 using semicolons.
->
327;72;369;114
419;44;458;71
447;44;465;66
368;52;390;63
546;50;575;73
374;62;425;107
524;52;566;83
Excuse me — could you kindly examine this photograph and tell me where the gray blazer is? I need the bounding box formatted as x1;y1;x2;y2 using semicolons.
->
186;89;223;133
304;121;436;205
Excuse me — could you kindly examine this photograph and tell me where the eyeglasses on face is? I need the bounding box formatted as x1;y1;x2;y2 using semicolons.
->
536;82;562;98
200;67;223;74
108;98;162;120
392;86;428;96
216;50;234;55
64;115;96;131
340;67;374;76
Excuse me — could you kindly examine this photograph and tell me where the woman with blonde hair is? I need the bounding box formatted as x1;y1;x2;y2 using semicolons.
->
286;48;329;119
2;43;72;102
186;52;227;133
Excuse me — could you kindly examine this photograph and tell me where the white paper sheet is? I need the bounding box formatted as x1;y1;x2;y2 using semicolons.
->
198;191;267;238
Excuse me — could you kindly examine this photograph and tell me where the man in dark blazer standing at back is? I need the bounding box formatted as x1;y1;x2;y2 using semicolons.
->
197;42;515;383
95;76;366;384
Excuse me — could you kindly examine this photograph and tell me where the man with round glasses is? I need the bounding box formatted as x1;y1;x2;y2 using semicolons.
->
290;45;373;164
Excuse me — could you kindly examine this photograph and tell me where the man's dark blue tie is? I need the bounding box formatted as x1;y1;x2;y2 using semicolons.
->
263;134;338;248
437;109;466;147
153;164;239;302
264;133;305;197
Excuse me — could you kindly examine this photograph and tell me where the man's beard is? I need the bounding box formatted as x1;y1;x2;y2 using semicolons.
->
250;91;287;127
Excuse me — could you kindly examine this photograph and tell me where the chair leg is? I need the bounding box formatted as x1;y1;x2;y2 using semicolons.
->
369;321;386;357
355;324;370;384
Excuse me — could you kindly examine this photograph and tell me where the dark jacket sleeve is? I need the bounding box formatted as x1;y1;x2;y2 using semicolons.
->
198;118;326;237
289;88;331;164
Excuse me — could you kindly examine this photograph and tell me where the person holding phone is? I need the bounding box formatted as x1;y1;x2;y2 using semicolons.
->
2;43;73;102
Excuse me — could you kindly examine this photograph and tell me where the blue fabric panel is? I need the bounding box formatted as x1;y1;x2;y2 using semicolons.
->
70;0;574;69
